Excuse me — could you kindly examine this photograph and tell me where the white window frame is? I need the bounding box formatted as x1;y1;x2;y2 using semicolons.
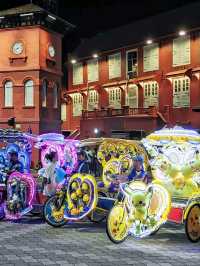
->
172;77;190;108
72;62;83;85
108;52;121;79
24;80;34;107
143;81;159;108
72;93;83;117
126;49;138;79
108;87;121;109
53;83;58;108
172;36;190;67
88;90;99;111
61;103;67;121
125;84;138;108
42;80;47;107
143;43;159;72
87;59;99;83
4;81;13;107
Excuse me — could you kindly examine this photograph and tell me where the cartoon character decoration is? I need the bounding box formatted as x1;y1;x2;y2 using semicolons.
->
142;127;200;198
45;173;98;224
97;139;147;167
107;181;171;242
5;172;36;220
98;139;149;189
64;174;97;220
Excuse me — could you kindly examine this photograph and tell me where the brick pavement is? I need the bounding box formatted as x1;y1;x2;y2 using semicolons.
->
0;216;199;266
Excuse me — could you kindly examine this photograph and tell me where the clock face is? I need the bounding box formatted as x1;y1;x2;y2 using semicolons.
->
12;42;24;55
48;45;56;58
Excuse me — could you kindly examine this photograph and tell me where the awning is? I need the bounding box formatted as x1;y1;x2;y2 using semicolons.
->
132;72;163;85
166;68;192;78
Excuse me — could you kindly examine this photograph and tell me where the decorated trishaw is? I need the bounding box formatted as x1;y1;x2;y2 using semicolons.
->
0;129;35;220
0;130;79;221
33;133;79;216
43;138;151;226
106;127;200;244
142;127;200;242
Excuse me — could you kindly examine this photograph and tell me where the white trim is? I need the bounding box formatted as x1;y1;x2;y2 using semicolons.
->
126;48;138;79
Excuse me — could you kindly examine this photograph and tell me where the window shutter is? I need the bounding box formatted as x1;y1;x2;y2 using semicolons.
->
53;84;58;108
42;80;47;107
61;103;67;121
109;88;121;109
72;93;83;116
108;53;121;79
25;80;34;106
143;44;159;72
173;36;190;66
87;59;99;82
5;81;13;107
73;63;83;85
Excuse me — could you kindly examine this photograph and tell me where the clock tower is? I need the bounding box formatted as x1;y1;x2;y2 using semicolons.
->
0;3;74;140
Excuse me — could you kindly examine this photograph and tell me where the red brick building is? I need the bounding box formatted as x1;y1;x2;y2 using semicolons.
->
0;3;74;136
62;2;200;139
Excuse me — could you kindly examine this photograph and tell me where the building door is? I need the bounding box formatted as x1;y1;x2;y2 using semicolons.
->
126;84;138;108
144;81;159;108
109;88;121;109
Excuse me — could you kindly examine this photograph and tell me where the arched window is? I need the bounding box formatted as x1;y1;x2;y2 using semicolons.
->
25;80;34;106
42;80;47;107
4;81;13;107
53;83;58;108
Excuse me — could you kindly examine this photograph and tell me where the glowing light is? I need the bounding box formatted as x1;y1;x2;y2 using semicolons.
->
146;39;153;44
94;128;99;134
20;13;34;17
71;59;77;64
93;54;98;58
179;30;186;36
48;14;56;21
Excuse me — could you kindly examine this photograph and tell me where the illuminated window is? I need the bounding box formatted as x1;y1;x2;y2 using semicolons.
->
126;84;138;108
4;81;13;107
173;36;190;66
25;80;34;106
143;44;159;72
72;93;83;116
73;63;83;85
61;103;67;121
88;90;98;110
42;80;47;107
87;59;99;82
143;81;159;108
173;77;190;107
126;50;138;79
108;53;121;79
53;83;58;108
109;88;121;109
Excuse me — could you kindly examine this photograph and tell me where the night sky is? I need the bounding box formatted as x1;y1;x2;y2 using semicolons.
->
0;0;199;37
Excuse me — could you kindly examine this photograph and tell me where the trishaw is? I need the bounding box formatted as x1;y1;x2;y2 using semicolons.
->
106;126;200;243
0;130;78;221
0;129;35;220
142;126;200;243
33;133;79;216
43;138;150;226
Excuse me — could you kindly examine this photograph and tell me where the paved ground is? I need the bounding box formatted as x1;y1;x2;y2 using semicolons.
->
0;216;199;266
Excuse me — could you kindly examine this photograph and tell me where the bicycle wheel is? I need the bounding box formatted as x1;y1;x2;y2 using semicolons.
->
185;204;200;243
43;195;68;227
106;204;129;244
